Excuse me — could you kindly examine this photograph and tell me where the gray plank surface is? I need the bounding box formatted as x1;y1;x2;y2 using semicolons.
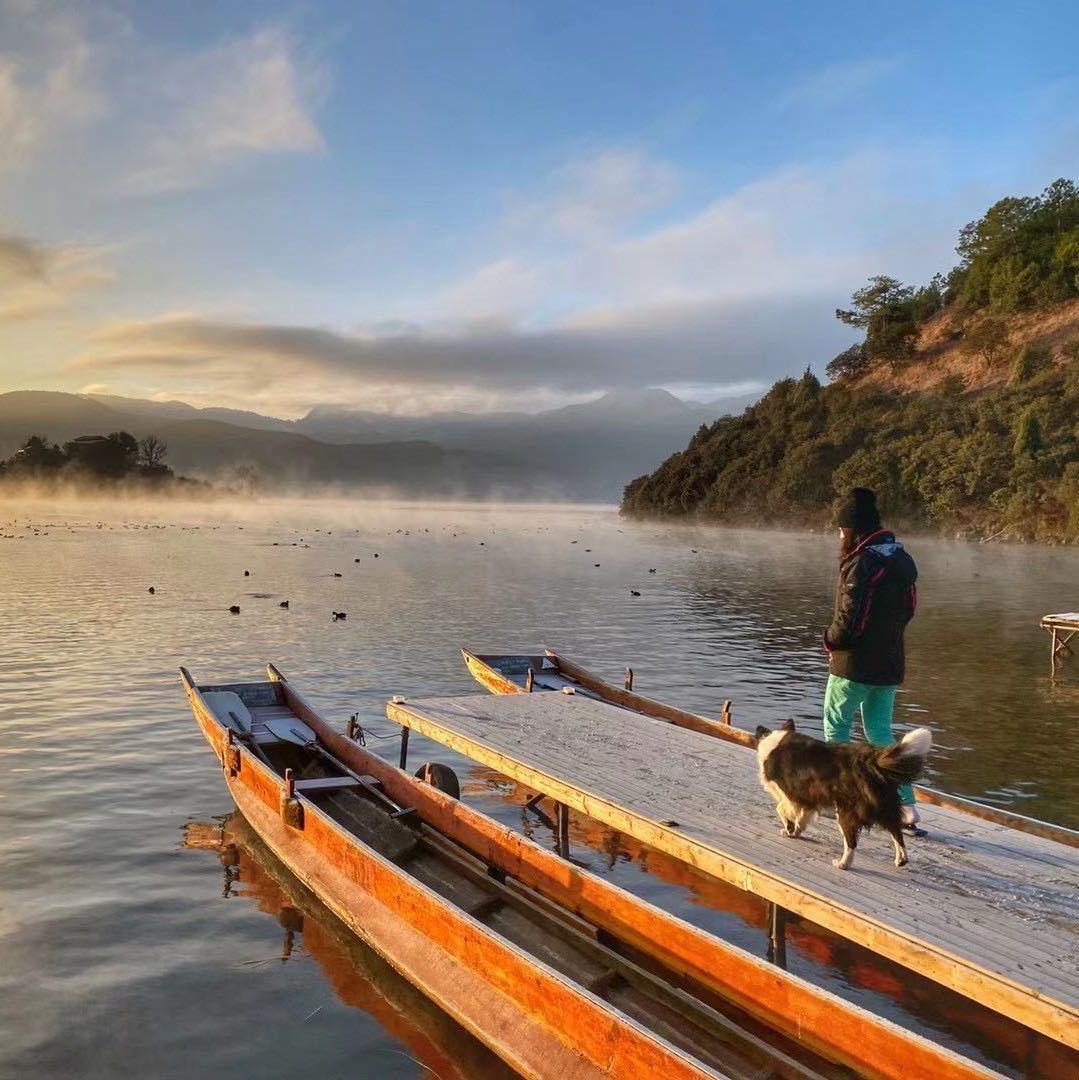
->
388;691;1079;1043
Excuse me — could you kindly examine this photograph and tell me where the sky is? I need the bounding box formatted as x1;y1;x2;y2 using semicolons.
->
2;0;1078;418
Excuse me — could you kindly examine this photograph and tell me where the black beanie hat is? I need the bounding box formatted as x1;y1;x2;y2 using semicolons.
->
835;487;881;533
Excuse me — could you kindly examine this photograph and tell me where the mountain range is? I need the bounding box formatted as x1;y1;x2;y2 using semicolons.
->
0;388;753;500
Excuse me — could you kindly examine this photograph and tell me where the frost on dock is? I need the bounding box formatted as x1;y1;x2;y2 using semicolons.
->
387;691;1079;1052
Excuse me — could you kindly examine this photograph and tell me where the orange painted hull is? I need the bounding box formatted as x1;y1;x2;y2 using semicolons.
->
187;813;513;1080
184;674;723;1080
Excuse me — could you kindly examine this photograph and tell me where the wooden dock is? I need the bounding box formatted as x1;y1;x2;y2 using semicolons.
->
386;692;1079;1054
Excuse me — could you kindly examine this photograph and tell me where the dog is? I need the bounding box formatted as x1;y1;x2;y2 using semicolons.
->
754;719;932;870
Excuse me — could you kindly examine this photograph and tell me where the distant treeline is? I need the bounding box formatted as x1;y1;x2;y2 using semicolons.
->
622;179;1079;542
0;431;200;490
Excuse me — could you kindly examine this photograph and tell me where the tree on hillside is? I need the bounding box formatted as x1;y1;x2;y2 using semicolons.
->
825;343;868;381
835;276;919;364
965;316;1011;367
1010;344;1049;384
952;179;1079;311
1013;408;1043;457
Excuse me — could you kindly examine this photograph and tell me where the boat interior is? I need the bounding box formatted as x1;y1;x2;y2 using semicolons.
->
197;678;853;1080
471;652;585;692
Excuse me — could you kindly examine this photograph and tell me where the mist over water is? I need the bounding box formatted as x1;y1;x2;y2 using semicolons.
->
1;496;1076;1078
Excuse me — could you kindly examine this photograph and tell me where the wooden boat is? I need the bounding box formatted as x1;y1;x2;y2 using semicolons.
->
461;649;753;746
462;649;1079;846
181;664;996;1080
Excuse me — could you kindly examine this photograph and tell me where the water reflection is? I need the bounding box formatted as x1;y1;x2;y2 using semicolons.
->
3;499;1077;1079
181;812;513;1080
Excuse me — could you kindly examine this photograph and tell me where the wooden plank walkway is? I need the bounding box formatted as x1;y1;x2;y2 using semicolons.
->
386;692;1079;1052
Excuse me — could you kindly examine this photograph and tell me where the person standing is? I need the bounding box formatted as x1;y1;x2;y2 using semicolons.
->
823;488;923;830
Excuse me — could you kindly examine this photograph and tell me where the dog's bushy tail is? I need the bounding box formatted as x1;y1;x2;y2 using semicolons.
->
873;727;932;786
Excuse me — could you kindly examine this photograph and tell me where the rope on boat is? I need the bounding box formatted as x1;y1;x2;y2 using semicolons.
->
346;714;402;745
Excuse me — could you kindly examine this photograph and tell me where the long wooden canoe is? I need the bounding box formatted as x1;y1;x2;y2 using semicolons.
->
462;649;1079;846
182;664;999;1080
462;649;752;746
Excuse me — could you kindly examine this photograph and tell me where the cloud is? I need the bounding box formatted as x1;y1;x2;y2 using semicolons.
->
70;288;847;415
436;257;550;319
125;27;326;193
776;57;903;111
68;146;960;413
0;5;106;171
435;148;937;326
504;146;679;241
0;233;112;321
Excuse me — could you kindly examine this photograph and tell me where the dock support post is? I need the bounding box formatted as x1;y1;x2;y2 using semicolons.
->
767;903;787;968
525;667;535;693
556;801;570;858
721;699;732;726
624;667;634;691
398;727;410;769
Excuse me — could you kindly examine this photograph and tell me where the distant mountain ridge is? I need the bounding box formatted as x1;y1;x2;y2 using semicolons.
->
2;387;754;499
284;388;756;499
0;391;528;497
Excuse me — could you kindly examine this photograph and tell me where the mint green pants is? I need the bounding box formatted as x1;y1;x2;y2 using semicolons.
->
822;675;915;805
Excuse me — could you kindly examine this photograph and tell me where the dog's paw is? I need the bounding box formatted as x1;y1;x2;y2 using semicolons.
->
832;857;850;870
894;857;908;869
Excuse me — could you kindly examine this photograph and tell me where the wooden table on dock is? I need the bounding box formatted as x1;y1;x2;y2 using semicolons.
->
386;692;1079;1053
1042;612;1079;677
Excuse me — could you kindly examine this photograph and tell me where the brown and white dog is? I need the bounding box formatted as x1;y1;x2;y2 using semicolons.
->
755;720;932;870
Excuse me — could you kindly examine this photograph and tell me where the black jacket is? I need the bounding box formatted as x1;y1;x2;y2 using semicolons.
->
824;529;917;686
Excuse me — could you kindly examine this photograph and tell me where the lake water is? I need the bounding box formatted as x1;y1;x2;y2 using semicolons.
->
1;498;1076;1079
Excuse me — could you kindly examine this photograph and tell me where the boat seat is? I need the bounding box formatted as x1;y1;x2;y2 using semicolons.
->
202;691;253;732
293;775;377;793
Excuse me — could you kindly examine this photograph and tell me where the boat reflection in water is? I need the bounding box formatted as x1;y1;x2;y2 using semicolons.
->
182;812;514;1080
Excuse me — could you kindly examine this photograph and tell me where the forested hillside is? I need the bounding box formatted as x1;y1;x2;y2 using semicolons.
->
621;180;1079;542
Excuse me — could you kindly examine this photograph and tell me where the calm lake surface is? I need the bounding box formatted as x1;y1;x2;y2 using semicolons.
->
1;498;1077;1079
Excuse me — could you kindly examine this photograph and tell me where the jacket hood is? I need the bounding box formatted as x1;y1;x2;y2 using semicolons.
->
851;530;917;583
867;537;904;557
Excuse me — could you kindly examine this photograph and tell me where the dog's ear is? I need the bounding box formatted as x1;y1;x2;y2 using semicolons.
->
754;725;772;745
782;718;796;732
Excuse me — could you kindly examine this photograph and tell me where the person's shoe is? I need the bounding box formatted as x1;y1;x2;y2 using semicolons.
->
901;805;928;836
